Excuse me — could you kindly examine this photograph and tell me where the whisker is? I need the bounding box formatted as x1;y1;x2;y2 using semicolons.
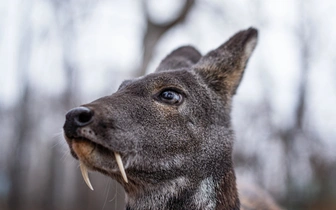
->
109;181;118;203
101;178;111;210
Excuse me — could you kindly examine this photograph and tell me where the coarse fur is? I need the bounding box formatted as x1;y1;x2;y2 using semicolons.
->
63;27;283;210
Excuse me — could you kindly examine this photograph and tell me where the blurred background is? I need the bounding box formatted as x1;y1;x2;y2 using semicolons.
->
1;0;336;209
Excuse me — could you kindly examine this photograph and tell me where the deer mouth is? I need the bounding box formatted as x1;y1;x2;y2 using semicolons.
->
64;134;129;190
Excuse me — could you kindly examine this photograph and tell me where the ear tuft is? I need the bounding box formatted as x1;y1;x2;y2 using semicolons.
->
156;46;202;72
241;28;258;59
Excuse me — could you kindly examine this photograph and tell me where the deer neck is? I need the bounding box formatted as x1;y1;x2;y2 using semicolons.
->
125;168;239;210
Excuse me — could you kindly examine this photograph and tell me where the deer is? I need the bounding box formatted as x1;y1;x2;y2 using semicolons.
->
63;27;283;210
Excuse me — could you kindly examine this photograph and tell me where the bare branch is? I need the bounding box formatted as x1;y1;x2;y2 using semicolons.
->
136;0;195;77
144;0;195;30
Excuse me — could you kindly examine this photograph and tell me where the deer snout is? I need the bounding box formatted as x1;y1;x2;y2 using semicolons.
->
63;107;94;137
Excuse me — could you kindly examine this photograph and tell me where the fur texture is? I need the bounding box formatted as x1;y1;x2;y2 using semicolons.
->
63;27;282;210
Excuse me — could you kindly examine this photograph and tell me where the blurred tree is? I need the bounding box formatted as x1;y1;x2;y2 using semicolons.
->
49;0;93;209
277;1;317;208
136;0;195;77
7;1;33;209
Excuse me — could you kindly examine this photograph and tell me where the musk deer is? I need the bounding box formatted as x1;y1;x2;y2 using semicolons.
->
63;27;283;210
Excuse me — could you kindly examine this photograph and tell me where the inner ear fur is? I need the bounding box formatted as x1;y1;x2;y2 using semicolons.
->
155;46;202;72
194;27;258;96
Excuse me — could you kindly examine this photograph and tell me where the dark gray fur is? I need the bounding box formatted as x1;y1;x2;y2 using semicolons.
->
63;28;280;210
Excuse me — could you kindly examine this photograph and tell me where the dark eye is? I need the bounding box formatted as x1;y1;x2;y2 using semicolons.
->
156;90;183;105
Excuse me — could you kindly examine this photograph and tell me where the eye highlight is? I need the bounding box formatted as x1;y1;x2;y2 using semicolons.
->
155;89;183;105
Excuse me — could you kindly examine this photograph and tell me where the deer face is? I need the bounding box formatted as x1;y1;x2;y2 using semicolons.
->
63;28;258;194
63;69;232;190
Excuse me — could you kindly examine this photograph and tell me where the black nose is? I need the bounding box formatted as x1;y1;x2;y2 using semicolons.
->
63;107;94;137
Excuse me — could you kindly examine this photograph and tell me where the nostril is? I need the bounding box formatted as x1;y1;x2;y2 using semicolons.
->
75;109;93;126
65;106;94;128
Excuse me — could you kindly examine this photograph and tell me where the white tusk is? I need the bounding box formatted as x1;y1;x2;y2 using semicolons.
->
114;152;128;183
80;162;94;190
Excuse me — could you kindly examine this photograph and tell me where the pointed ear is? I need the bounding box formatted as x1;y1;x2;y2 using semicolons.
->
194;27;258;96
155;46;202;72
